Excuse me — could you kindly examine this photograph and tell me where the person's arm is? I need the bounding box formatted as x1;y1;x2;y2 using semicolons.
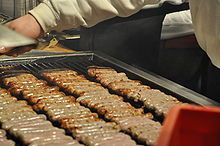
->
0;14;44;56
29;0;163;33
1;0;185;55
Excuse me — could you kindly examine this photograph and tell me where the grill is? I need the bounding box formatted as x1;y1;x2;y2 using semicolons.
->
0;52;220;145
0;51;219;107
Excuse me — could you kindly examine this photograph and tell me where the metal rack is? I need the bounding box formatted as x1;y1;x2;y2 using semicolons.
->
0;51;219;107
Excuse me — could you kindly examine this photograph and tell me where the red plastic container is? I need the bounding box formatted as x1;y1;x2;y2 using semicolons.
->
155;105;220;146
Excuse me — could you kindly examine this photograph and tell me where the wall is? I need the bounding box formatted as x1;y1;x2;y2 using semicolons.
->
0;0;39;18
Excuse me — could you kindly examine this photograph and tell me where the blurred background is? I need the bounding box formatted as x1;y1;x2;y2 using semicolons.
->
0;0;39;18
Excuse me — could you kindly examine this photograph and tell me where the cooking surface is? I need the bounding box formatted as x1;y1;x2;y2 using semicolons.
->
0;51;219;146
0;51;218;106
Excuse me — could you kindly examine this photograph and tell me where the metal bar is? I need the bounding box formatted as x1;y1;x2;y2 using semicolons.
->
45;62;56;68
79;60;93;67
0;51;94;62
40;62;51;69
21;63;37;73
66;62;86;74
33;63;45;70
58;62;73;69
53;62;66;68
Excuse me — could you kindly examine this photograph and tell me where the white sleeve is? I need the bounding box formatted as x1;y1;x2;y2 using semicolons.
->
161;10;194;40
189;0;220;68
29;0;162;32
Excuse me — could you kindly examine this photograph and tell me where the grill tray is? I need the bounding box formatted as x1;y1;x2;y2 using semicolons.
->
0;51;219;106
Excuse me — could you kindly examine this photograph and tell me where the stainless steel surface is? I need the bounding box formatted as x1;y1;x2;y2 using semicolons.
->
0;51;219;107
0;25;36;48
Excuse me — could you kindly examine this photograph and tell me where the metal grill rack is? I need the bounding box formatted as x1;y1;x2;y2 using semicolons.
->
0;51;219;107
0;51;219;146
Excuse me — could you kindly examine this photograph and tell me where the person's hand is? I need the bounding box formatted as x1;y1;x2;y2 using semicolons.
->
0;45;37;57
0;14;44;56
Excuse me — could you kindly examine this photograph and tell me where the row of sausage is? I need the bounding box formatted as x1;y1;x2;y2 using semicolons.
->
2;73;137;146
0;87;80;146
88;66;183;117
42;69;161;145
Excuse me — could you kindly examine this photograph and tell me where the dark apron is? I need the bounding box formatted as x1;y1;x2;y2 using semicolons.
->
80;3;189;72
80;15;164;72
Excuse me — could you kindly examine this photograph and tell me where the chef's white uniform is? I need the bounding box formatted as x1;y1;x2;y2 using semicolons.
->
161;10;193;40
29;0;220;68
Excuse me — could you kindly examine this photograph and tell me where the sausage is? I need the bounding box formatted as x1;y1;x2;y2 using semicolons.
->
107;80;142;91
3;118;45;129
22;86;59;96
21;132;72;145
0;130;6;138
87;67;117;77
0;138;15;146
29;139;81;146
49;110;92;121
0;112;37;123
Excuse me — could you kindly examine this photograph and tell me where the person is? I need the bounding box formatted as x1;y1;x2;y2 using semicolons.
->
159;10;204;92
1;0;219;68
0;0;186;55
161;10;193;40
0;0;220;100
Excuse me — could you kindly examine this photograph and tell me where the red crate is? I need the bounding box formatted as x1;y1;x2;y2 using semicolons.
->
155;105;220;146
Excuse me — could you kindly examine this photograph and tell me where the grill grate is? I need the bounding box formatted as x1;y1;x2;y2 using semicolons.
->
21;60;94;75
0;52;219;106
20;55;104;76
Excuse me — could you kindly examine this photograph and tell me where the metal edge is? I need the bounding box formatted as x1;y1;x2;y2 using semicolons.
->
94;51;220;107
0;51;94;63
0;50;219;106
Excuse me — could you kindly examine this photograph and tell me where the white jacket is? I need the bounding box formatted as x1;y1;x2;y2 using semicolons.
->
189;0;220;68
161;10;193;40
29;0;220;68
29;0;185;32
